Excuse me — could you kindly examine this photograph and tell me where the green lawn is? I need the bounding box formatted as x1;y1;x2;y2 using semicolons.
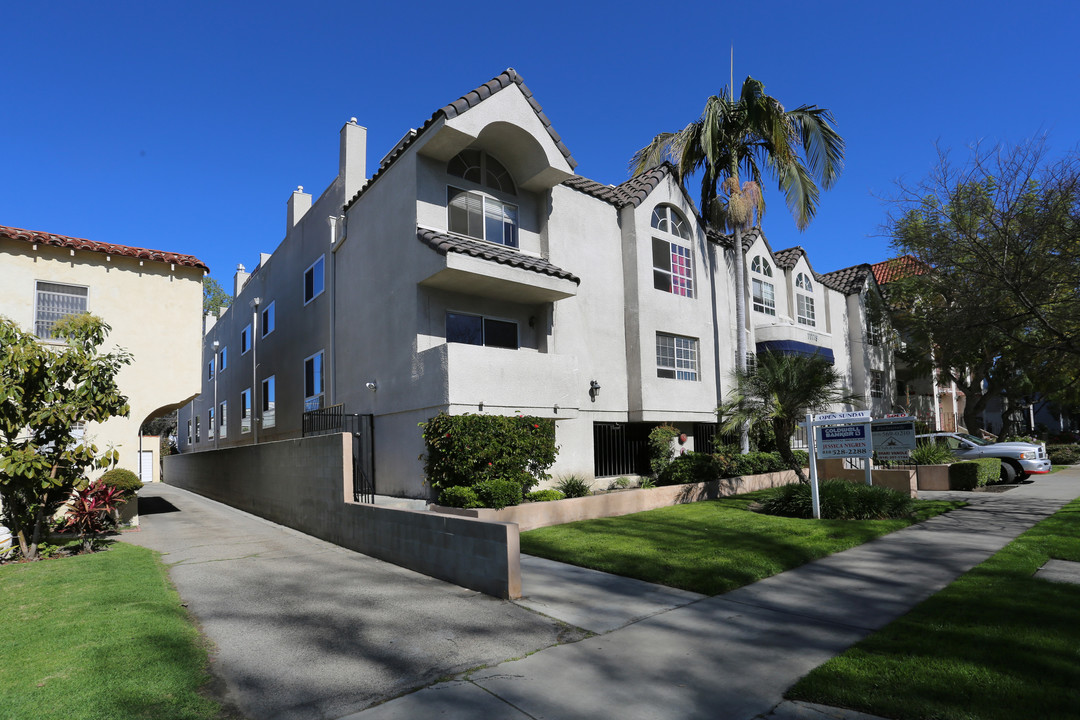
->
520;491;963;596
786;497;1080;720
0;542;227;720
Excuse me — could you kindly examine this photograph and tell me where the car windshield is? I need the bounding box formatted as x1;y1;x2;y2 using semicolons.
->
958;433;991;446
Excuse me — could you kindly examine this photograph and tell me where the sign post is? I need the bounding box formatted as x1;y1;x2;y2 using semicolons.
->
800;410;873;519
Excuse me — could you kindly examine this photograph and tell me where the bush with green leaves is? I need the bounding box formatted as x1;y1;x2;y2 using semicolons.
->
657;453;722;486
420;413;557;495
98;468;143;498
1048;444;1080;466
647;425;680;477
555;474;592;498
977;457;1002;485
438;486;482;508
727;451;805;477
473;479;523;509
949;461;981;490
757;479;914;520
908;441;955;465
525;489;565;503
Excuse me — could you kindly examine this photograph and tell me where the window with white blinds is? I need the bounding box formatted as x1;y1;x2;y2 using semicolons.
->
35;282;88;339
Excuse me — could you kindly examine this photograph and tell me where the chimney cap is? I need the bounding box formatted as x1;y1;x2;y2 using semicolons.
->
236;263;246;272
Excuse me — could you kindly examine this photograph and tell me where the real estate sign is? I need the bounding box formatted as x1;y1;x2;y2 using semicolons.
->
871;420;917;462
816;423;873;458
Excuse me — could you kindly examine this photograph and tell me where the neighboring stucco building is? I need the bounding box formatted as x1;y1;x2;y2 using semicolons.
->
0;225;206;482
178;68;895;497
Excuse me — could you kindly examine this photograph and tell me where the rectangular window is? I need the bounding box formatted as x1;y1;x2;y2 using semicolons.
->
195;416;200;443
207;408;215;440
656;333;699;381
219;401;227;439
304;256;325;305
867;321;881;347
34;281;89;339
447;187;518;247
870;370;884;398
797;294;816;326
187;419;192;444
240;388;251;434
752;278;776;315
207;359;214;381
652;237;694;297
218;346;227;372
261;301;275;337
304;351;324;411
261;376;276;428
240;324;251;354
445;312;518;349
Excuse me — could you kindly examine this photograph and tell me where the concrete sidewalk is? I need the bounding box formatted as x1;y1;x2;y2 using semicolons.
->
345;469;1080;720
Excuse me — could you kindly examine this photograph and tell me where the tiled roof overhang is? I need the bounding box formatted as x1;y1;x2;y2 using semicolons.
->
0;224;208;270
346;69;576;211
417;227;579;284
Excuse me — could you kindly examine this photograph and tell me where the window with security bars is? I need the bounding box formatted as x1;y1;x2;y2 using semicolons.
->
656;333;698;381
35;281;88;339
797;294;815;326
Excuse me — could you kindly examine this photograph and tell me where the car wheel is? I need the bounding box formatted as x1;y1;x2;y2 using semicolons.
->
999;462;1017;484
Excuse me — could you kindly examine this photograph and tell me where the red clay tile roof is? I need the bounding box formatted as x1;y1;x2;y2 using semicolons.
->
0;225;208;270
417;227;580;284
346;69;576;211
871;255;928;285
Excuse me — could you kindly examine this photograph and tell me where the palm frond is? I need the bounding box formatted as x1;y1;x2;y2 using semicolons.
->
629;132;680;177
788;105;845;190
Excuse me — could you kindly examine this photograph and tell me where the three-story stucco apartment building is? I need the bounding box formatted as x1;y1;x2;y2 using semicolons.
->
178;69;895;498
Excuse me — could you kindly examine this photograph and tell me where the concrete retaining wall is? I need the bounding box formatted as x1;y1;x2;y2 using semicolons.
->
432;470;802;532
816;459;917;496
163;434;520;598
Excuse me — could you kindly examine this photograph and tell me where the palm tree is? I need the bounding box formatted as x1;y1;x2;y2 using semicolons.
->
719;350;860;483
630;77;844;451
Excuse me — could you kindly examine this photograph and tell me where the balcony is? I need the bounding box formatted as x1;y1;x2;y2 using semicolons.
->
754;322;835;364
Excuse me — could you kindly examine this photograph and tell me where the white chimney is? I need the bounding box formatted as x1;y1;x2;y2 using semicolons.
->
234;263;250;296
287;185;312;231
340;118;368;201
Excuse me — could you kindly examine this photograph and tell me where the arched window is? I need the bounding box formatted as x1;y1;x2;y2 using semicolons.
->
446;149;518;247
750;255;776;315
651;205;693;297
795;272;813;291
448;149;516;194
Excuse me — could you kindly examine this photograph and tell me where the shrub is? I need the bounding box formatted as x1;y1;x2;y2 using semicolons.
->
555;474;592;498
420;413;557;494
1048;444;1080;465
647;425;680;476
639;477;656;489
525;489;565;503
908;441;954;465
61;480;127;552
728;451;792;477
975;457;1002;485
949;461;980;490
608;476;632;490
657;453;722;486
473;479;523;509
98;468;143;498
438;486;482;508
757;479;914;520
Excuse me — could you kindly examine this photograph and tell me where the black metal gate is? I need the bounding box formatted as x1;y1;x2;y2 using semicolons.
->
303;405;375;504
593;422;651;477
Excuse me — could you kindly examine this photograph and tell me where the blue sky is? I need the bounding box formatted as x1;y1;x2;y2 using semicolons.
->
4;1;1078;287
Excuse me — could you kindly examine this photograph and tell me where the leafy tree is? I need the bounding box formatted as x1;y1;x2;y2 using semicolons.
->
631;76;844;450
886;139;1080;435
0;314;131;559
203;276;232;316
719;351;859;483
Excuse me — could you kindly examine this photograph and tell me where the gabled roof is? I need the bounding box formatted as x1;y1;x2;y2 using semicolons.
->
871;254;928;285
417;227;580;284
345;69;575;211
0;224;208;271
561;163;703;216
819;264;873;295
772;246;805;269
709;227;762;251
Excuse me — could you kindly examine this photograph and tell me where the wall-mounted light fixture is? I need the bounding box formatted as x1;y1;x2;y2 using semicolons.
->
589;380;601;402
365;381;377;391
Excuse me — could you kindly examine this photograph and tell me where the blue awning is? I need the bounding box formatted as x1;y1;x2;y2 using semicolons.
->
756;340;835;365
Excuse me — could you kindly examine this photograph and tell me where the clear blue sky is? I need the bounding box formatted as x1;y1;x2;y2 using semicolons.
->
5;1;1078;287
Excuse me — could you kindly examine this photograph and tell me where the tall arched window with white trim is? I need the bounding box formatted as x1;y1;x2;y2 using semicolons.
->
795;272;815;326
447;149;518;247
751;255;776;315
651;205;694;297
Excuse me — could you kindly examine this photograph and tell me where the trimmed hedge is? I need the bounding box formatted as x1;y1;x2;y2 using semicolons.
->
653;449;810;486
657;453;722;486
977;457;1003;485
98;468;143;497
1048;444;1080;466
438;486;482;508
949;461;979;490
757;479;914;520
525;489;565;503
473;479;523;509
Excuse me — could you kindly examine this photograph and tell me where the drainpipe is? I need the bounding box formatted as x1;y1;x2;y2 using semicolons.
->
251;297;261;444
327;215;338;406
